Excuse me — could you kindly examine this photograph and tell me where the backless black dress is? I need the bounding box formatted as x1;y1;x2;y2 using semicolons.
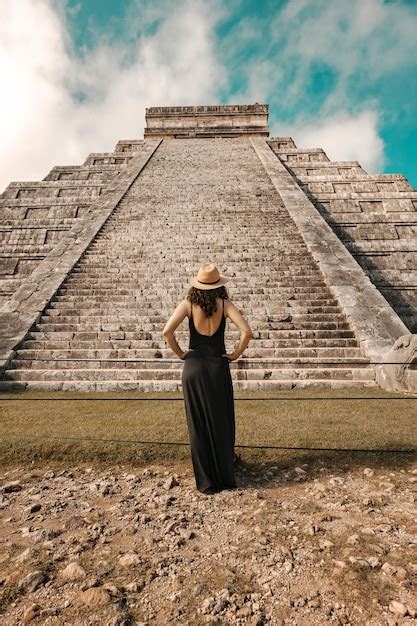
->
181;299;237;494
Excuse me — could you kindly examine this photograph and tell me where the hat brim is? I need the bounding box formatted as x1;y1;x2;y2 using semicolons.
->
189;275;229;290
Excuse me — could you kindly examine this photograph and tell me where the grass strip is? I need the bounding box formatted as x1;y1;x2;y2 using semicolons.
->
1;388;416;468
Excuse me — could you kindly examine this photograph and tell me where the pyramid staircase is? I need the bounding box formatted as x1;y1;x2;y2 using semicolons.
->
2;136;377;390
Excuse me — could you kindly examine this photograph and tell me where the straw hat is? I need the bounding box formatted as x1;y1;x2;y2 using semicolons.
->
190;263;229;290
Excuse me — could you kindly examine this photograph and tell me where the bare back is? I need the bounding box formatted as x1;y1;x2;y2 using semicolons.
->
187;297;225;337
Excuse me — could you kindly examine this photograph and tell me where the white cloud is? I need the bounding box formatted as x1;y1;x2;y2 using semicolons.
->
232;59;281;104
266;0;417;117
1;0;414;191
276;0;417;78
0;0;225;192
272;110;384;173
259;0;417;173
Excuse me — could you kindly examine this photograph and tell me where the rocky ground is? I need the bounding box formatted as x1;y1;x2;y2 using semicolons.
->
0;457;416;625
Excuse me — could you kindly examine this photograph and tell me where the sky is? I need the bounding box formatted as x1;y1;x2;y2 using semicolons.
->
1;0;417;192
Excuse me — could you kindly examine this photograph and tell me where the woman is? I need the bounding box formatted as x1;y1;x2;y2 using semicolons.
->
162;263;253;495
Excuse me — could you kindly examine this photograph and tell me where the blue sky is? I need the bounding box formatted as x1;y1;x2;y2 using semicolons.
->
1;0;417;189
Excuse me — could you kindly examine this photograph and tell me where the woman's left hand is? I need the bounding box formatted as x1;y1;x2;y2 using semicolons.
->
180;350;193;360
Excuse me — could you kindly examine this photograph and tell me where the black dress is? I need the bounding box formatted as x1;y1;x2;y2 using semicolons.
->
181;299;237;494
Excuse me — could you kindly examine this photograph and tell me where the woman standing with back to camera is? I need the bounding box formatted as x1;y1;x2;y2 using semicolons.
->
163;263;253;495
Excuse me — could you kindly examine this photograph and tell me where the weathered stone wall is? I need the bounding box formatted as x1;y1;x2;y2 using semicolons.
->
1;136;381;391
0;140;161;375
269;138;417;333
144;104;269;138
0;140;147;309
0;104;414;392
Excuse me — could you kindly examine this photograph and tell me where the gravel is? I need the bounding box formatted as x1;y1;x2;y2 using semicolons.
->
0;459;416;624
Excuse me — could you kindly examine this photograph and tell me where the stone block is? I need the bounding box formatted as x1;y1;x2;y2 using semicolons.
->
376;334;417;393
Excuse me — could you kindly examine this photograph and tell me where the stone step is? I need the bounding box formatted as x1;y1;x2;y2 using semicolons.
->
83;251;314;260
70;265;322;275
36;319;353;332
27;329;357;341
24;336;360;349
61;279;330;289
52;295;341;307
48;304;343;315
0;379;378;392
99;235;309;241
10;356;370;370
41;312;349;324
57;286;336;296
15;347;366;360
68;273;325;283
5;366;375;382
74;251;318;259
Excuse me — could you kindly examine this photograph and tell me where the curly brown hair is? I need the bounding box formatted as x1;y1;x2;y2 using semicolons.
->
187;286;229;318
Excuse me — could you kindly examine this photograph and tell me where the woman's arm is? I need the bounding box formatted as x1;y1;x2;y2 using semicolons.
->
223;301;253;361
162;299;189;359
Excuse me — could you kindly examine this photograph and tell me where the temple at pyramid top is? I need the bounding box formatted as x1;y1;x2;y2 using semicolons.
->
144;103;269;138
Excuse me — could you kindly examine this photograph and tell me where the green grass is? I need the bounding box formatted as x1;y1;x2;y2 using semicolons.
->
1;388;416;470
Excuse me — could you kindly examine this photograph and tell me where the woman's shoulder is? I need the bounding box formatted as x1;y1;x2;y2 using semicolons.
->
222;297;233;317
180;298;191;316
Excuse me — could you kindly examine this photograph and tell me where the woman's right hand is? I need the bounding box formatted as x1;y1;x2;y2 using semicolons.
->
223;352;239;361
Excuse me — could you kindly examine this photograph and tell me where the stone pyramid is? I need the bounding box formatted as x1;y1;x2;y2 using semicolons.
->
0;104;415;392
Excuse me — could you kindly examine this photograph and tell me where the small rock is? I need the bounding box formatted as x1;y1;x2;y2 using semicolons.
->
26;503;42;514
388;600;408;618
169;591;181;602
314;512;334;523
381;562;397;576
164;476;179;490
103;582;120;596
78;587;111;608
123;581;144;592
193;583;205;596
119;551;141;567
236;606;252;618
36;529;59;544
59;562;87;581
212;598;228;614
329;476;344;486
179;529;196;541
363;468;374;477
394;566;408;581
14;547;36;564
3;481;22;493
18;571;47;593
125;473;140;482
64;515;86;530
80;577;101;592
22;604;40;624
345;533;359;545
201;596;216;614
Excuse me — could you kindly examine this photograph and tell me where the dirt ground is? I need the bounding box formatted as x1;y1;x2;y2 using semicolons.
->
0;455;416;625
